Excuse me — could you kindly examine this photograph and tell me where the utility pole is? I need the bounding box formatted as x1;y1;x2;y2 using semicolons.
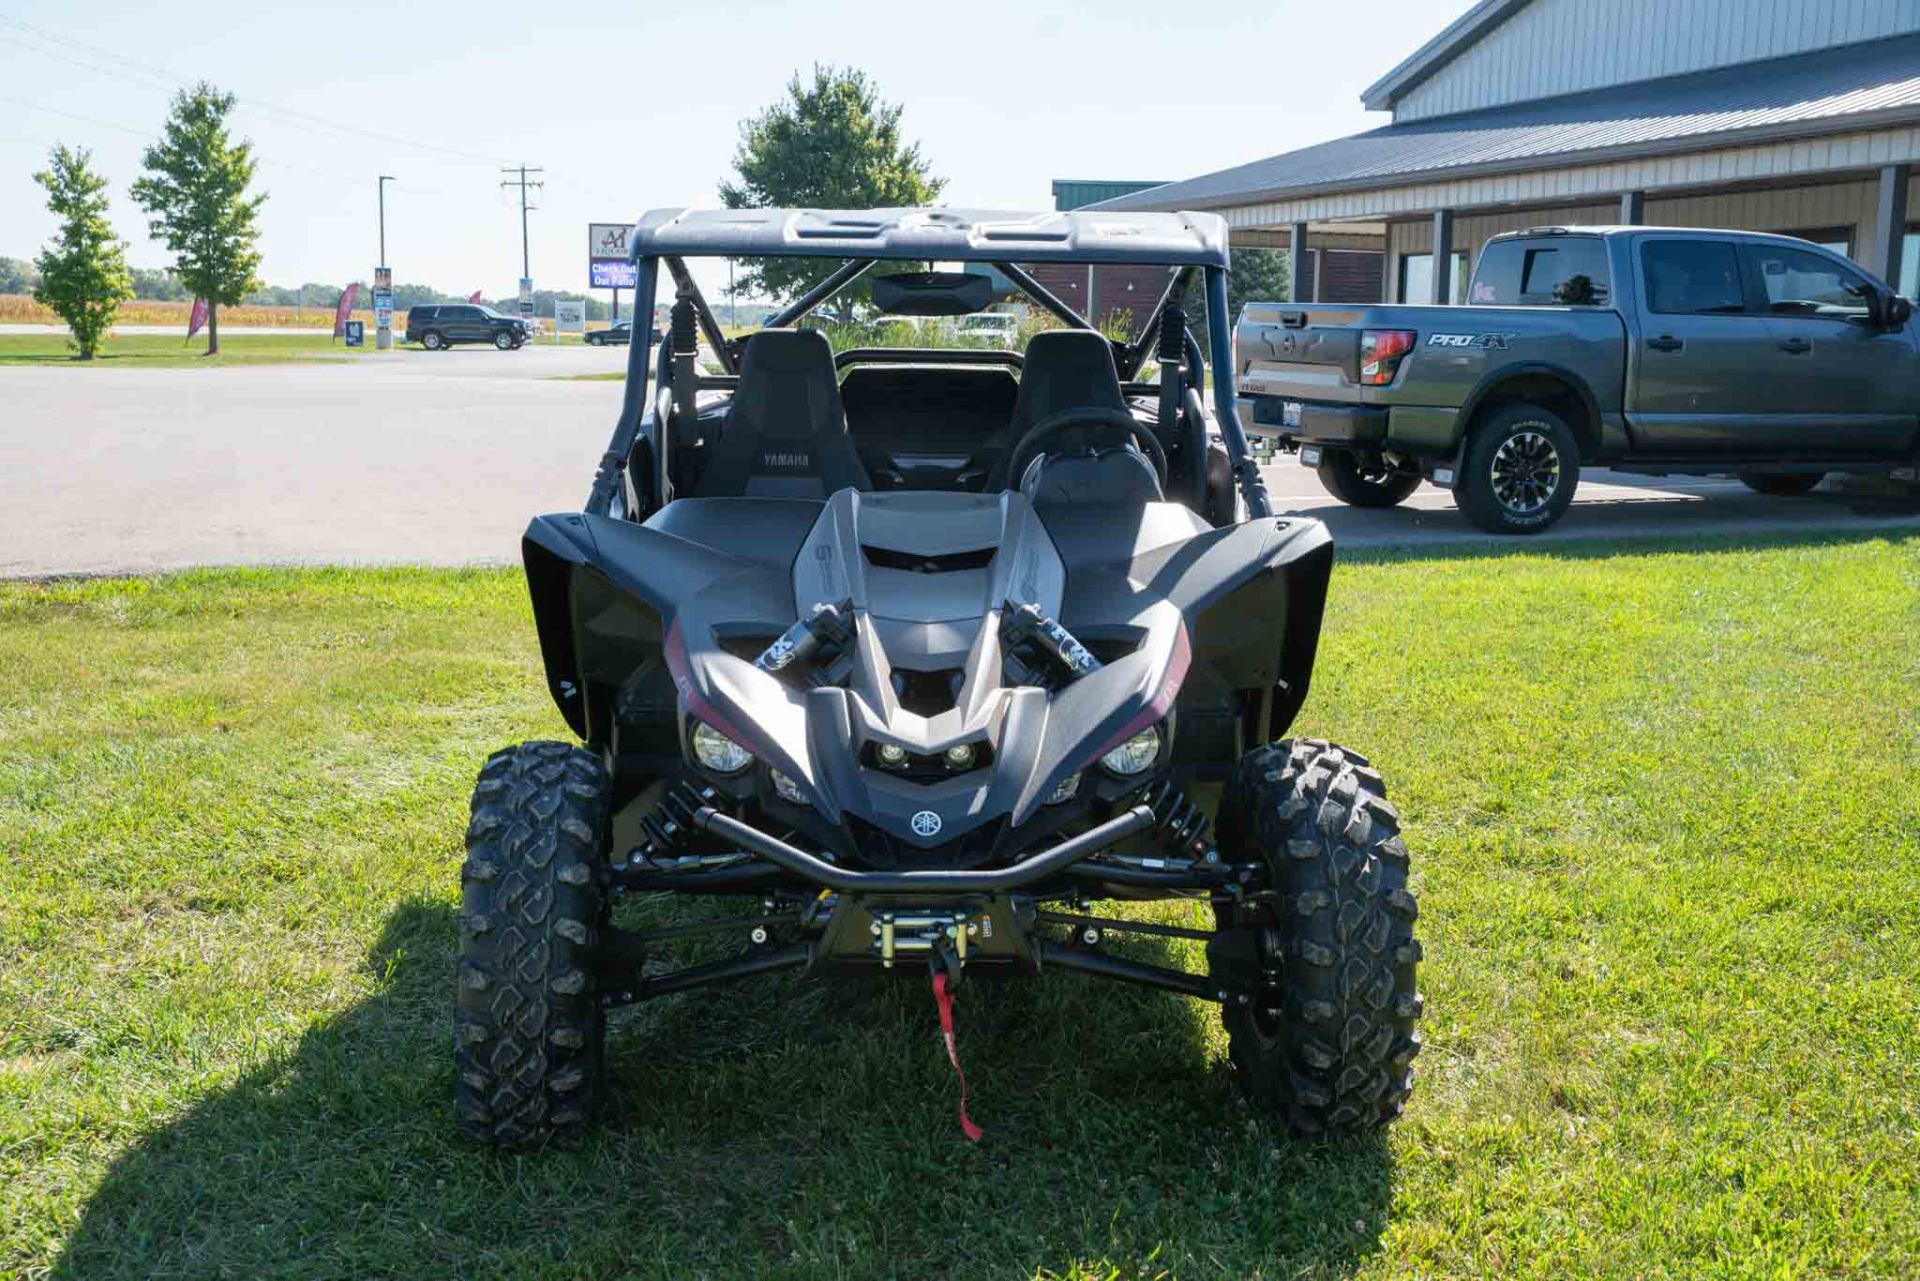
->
378;174;395;266
500;164;544;324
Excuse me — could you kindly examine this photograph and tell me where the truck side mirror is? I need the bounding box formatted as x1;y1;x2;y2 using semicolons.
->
1885;293;1914;331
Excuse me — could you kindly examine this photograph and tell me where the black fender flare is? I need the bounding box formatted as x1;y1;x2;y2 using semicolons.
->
1454;361;1605;459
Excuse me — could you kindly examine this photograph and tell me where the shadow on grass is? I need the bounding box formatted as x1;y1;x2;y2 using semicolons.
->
1338;518;1918;568
55;898;1393;1279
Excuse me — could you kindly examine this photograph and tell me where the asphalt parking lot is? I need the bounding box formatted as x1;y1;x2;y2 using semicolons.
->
2;343;1914;577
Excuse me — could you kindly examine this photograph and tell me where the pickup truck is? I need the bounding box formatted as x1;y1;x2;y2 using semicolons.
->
1235;225;1919;532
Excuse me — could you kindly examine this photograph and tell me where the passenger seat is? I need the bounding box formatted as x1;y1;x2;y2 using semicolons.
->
698;329;871;498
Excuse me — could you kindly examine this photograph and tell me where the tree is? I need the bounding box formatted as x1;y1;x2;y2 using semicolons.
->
31;146;133;360
129;266;189;301
720;66;943;311
0;256;40;296
130;83;265;355
1182;246;1290;359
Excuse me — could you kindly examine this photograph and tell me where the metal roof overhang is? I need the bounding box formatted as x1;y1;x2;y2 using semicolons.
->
625;207;1231;269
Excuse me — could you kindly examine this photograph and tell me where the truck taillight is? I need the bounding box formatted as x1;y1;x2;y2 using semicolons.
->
1359;329;1416;386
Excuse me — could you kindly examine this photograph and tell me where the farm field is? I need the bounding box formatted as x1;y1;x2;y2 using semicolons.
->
1;535;1916;1278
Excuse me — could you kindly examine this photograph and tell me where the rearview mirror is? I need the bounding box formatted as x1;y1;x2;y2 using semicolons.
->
1885;292;1913;331
871;271;995;317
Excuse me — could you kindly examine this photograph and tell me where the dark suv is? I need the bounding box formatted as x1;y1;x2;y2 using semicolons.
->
405;304;532;351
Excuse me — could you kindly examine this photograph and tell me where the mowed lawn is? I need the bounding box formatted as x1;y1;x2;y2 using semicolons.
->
0;332;385;368
1;536;1915;1279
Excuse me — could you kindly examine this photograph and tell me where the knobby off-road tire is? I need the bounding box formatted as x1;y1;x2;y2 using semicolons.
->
1213;739;1421;1135
1316;450;1423;508
1739;471;1824;496
456;741;612;1147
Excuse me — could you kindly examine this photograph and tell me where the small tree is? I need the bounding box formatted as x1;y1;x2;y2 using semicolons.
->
31;146;133;360
130;83;265;355
1183;247;1290;359
720;66;944;313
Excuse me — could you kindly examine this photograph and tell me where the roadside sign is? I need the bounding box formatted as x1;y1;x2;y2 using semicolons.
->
518;277;535;321
589;223;631;261
373;266;392;290
590;259;639;289
344;320;365;347
554;299;586;334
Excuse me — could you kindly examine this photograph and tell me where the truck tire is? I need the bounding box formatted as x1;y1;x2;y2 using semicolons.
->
1211;739;1421;1136
1739;472;1824;496
455;741;612;1148
1453;404;1580;534
1316;450;1423;508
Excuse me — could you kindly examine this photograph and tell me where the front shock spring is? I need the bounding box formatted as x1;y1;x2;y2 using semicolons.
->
1141;780;1217;863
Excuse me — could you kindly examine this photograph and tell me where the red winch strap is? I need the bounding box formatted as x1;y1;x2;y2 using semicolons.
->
931;971;983;1142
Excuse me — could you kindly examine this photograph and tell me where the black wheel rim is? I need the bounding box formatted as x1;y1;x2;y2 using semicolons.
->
1490;428;1560;514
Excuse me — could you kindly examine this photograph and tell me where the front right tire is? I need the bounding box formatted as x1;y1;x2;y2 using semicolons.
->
1212;739;1421;1136
456;741;612;1148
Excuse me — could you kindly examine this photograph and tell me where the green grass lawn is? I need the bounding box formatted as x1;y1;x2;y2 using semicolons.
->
0;332;387;367
2;536;1916;1278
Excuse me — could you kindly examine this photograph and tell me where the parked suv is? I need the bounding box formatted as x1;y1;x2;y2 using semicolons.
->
1236;226;1919;532
405;304;532;351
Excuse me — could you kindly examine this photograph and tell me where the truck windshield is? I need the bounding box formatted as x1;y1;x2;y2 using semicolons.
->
1469;237;1610;306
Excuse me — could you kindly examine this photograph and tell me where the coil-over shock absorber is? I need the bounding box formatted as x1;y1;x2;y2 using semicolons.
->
1141;778;1217;864
619;781;724;871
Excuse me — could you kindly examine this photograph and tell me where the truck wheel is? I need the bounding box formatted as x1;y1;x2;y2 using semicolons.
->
421;330;446;351
1739;472;1823;496
494;332;516;351
1453;404;1579;534
1211;739;1421;1136
455;741;613;1148
1316;451;1422;508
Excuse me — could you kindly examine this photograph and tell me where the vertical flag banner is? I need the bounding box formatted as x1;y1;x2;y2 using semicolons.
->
468;291;483;304
333;283;360;339
186;297;208;340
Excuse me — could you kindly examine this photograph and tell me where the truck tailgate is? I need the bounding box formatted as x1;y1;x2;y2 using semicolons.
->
1236;304;1366;402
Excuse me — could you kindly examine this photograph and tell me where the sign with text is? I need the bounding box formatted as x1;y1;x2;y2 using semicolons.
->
590;259;639;290
554;299;586;333
589;222;631;261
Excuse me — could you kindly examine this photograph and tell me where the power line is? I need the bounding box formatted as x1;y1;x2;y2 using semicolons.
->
500;164;544;284
0;15;513;168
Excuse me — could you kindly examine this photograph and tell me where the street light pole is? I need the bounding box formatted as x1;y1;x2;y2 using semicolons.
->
378;174;395;267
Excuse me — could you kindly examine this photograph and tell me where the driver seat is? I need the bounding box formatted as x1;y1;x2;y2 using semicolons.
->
1001;329;1162;507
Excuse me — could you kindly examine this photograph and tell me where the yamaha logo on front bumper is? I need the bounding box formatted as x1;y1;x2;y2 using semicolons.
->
911;810;942;837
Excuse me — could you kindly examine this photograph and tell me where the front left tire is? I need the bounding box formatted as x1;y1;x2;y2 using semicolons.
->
456;741;613;1148
1212;738;1422;1136
494;332;516;351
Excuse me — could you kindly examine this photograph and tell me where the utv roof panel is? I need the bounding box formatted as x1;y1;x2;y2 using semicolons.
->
628;207;1232;269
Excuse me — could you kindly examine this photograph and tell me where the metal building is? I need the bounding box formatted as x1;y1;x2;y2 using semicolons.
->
1097;0;1920;304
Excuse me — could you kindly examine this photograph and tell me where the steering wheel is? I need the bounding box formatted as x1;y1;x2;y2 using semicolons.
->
1004;406;1169;494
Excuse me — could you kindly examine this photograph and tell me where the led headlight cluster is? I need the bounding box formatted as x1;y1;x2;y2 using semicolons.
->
690;721;752;774
1099;725;1162;777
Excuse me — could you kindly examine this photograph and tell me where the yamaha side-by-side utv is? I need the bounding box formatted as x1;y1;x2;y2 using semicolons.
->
455;207;1422;1146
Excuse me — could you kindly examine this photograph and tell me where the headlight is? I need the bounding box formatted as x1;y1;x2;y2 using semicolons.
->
1046;772;1081;804
1099;725;1161;777
691;721;752;774
769;768;806;804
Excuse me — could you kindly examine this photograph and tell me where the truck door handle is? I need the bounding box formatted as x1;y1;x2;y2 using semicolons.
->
1646;335;1684;353
1777;337;1812;354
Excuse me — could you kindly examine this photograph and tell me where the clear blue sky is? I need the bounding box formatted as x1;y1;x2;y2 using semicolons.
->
0;0;1472;302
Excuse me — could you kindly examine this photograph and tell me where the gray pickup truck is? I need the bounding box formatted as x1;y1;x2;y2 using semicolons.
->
1236;225;1919;532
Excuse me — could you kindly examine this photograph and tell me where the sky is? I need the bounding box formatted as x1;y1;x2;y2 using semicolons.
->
0;0;1475;304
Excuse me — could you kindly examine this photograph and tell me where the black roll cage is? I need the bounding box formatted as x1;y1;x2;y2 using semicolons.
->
585;251;1271;521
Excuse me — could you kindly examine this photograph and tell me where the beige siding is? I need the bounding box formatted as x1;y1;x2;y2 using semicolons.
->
1396;0;1920;122
1380;174;1916;301
1222;124;1920;229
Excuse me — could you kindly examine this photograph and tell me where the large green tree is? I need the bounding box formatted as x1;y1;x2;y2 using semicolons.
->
31;146;133;360
130;83;265;354
719;66;944;310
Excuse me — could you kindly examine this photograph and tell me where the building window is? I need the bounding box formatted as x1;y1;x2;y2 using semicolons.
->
1782;226;1854;259
1399;251;1467;303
